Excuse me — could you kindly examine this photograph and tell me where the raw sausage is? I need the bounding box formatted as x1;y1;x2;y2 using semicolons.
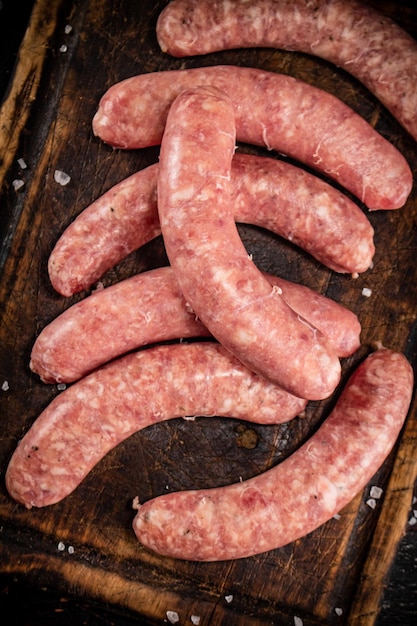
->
157;85;341;400
30;266;361;384
156;0;417;143
132;348;414;561
48;153;375;297
92;66;412;211
6;342;308;508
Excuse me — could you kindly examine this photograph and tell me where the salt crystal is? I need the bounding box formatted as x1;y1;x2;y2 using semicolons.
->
362;287;372;298
12;179;25;190
67;545;74;554
366;498;377;509
294;617;303;626
17;158;27;169
64;24;72;34
408;516;417;526
57;541;65;551
166;611;179;624
191;616;200;625
333;513;341;520
225;594;233;603
370;486;383;499
57;383;66;391
335;607;343;616
1;380;9;391
59;44;68;53
54;170;71;186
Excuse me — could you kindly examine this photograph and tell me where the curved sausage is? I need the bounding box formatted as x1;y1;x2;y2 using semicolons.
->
92;66;412;211
156;0;417;143
48;153;375;297
30;266;361;384
6;342;308;509
157;85;341;400
132;348;414;561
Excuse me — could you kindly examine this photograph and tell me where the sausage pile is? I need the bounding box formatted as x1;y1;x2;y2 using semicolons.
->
6;0;415;561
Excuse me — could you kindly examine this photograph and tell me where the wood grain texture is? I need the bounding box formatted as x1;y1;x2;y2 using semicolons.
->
0;0;67;189
0;1;416;624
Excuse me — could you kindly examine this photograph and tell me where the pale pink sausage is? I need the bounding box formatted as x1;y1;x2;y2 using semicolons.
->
6;342;308;508
132;348;414;561
156;0;417;143
157;85;341;400
92;66;412;211
30;266;361;384
48;153;375;297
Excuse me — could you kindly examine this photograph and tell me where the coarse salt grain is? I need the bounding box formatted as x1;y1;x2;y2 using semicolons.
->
17;158;27;169
362;287;372;298
225;594;233;603
68;545;74;554
335;607;343;616
409;516;417;526
57;383;66;391
12;179;25;190
54;170;71;186
294;617;303;626
370;486;383;499
366;498;377;509
166;611;179;624
57;541;65;551
1;380;9;391
59;44;68;53
191;616;200;625
64;24;72;34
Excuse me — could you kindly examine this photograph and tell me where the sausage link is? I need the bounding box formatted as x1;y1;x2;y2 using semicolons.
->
132;348;414;561
48;153;374;297
156;0;417;143
92;66;412;211
157;85;341;400
30;266;361;384
6;343;308;509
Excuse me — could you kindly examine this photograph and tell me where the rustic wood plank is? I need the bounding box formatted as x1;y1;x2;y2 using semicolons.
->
0;0;66;189
0;1;416;624
349;407;417;625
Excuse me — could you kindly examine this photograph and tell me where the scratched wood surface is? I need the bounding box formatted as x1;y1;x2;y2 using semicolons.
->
0;1;416;625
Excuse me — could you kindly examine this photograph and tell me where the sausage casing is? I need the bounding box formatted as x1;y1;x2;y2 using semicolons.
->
132;348;414;561
48;153;375;297
157;85;341;400
92;66;412;210
157;0;417;143
30;266;361;384
6;343;308;508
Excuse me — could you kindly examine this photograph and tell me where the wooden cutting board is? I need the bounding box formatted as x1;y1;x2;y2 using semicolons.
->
0;1;416;624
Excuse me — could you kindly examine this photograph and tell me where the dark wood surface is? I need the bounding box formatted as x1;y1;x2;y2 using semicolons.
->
0;1;416;624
